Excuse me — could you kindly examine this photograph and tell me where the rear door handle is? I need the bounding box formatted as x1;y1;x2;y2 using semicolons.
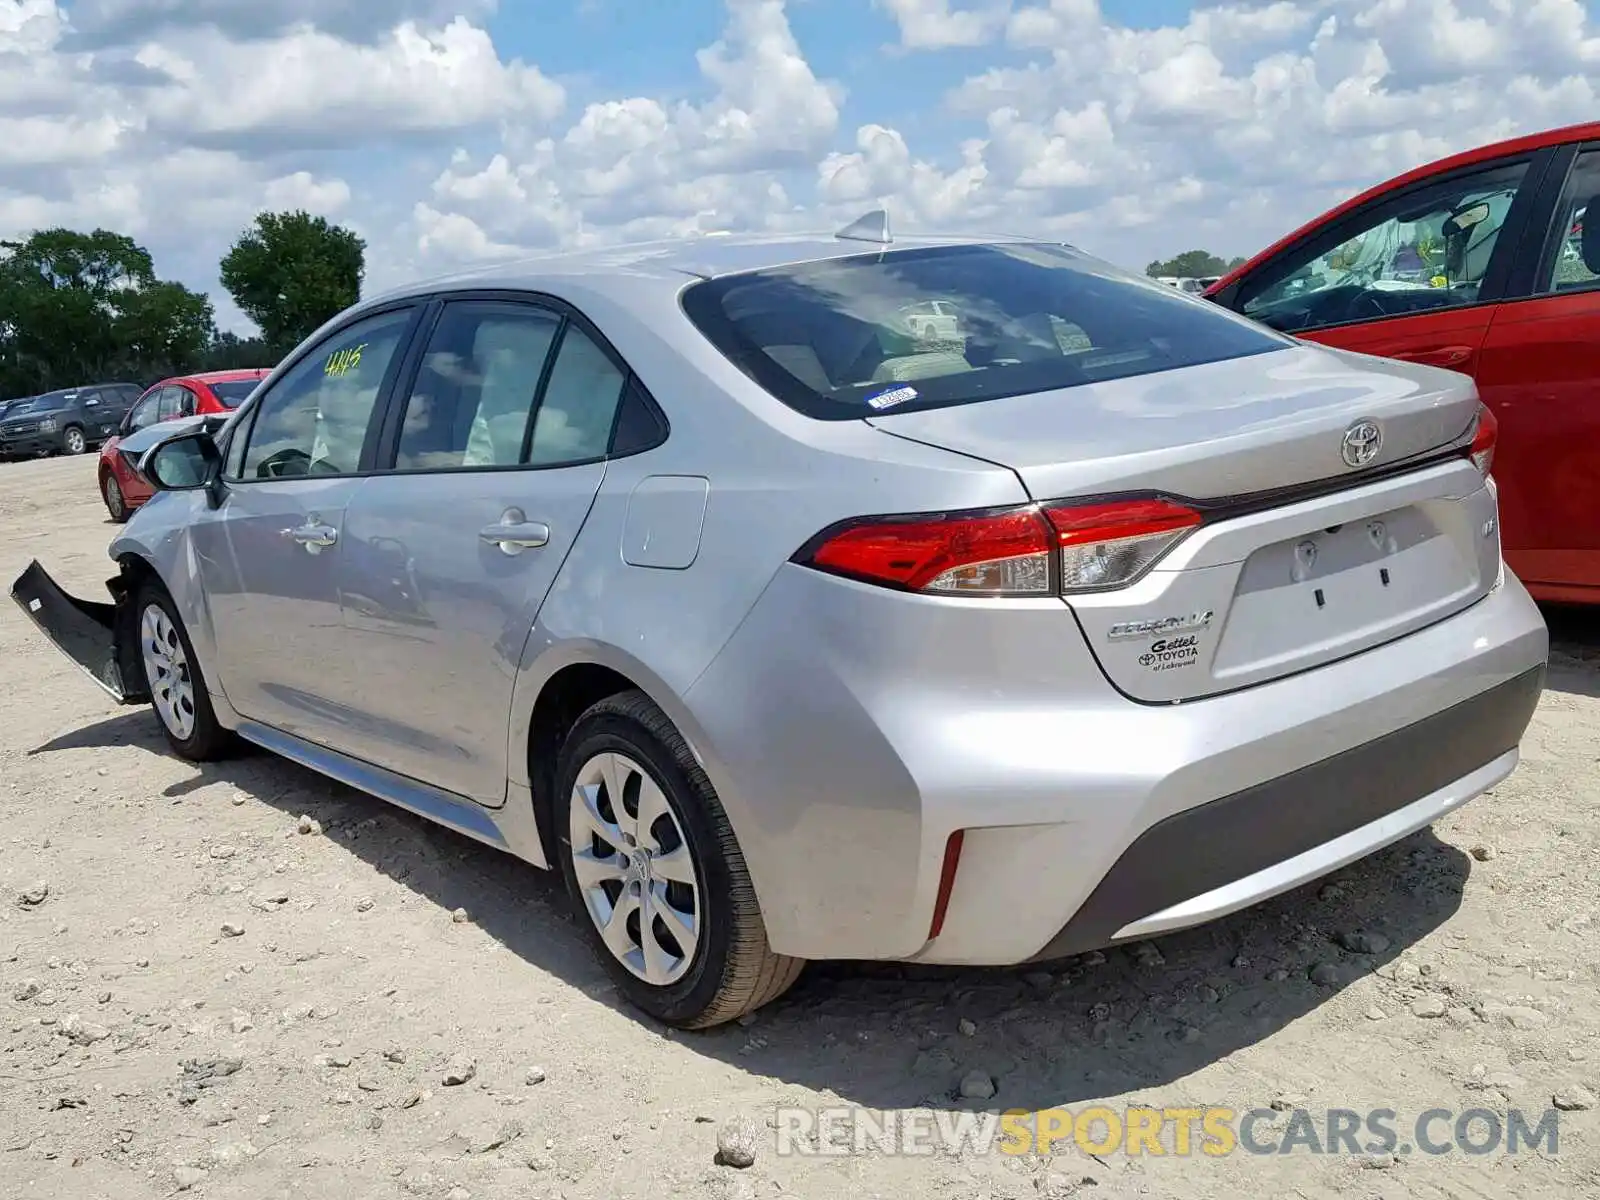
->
479;514;550;554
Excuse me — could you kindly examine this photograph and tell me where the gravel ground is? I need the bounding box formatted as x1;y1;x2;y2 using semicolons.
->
1;452;1597;1200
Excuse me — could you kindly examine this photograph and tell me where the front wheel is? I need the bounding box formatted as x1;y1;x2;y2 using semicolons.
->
102;472;128;522
61;425;86;455
554;690;803;1029
135;583;235;761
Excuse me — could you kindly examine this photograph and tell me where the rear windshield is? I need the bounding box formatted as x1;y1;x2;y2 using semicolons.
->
679;242;1291;420
209;379;262;407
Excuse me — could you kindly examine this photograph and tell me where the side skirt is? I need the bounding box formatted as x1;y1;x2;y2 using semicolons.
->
236;720;512;852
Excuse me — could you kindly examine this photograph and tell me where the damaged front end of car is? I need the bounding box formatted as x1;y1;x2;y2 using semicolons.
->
10;559;150;705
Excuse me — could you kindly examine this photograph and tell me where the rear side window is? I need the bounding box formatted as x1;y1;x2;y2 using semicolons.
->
393;302;563;471
208;379;263;408
679;242;1290;420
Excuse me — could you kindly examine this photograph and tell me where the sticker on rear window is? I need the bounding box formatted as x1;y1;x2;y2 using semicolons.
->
865;385;918;410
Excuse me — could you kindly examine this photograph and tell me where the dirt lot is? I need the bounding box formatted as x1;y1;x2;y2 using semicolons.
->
1;452;1597;1200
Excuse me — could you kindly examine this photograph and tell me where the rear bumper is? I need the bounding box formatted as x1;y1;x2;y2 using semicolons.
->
9;560;148;704
685;563;1549;964
1025;666;1540;961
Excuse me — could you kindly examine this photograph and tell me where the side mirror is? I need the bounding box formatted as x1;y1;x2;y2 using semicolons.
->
141;430;222;495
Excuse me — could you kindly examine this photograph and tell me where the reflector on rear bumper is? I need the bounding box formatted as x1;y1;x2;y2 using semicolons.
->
9;560;148;704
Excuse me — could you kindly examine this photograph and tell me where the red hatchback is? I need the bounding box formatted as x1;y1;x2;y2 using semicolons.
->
98;369;271;522
1207;121;1600;606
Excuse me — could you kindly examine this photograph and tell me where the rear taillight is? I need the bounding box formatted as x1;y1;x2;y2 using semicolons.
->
796;496;1203;597
1468;403;1497;477
802;506;1053;596
1044;498;1202;592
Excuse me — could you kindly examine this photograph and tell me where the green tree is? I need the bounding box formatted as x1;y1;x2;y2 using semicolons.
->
220;211;365;355
1145;250;1234;279
198;330;277;372
113;281;216;376
0;228;215;397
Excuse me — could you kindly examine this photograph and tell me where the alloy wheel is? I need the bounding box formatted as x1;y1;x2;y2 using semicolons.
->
568;751;702;986
140;603;196;741
63;427;85;454
103;474;125;520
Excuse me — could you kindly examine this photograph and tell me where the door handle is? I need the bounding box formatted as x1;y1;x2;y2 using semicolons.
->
284;521;338;551
1393;345;1473;368
479;509;550;555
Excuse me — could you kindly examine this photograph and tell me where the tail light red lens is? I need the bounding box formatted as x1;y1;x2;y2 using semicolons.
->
1467;403;1497;477
797;496;1203;597
802;507;1053;596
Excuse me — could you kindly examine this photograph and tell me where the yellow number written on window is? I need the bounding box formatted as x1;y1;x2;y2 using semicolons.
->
324;343;368;378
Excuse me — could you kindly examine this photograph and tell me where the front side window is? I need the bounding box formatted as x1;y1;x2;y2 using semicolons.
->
126;392;162;431
237;309;411;480
155;387;187;422
680;242;1289;420
1539;146;1600;295
393;302;562;471
1239;162;1528;334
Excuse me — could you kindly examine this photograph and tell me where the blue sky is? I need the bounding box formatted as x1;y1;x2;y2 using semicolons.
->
5;0;1600;332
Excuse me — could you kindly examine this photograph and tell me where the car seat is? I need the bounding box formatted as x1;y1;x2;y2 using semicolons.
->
1579;195;1600;276
527;331;625;465
463;319;558;467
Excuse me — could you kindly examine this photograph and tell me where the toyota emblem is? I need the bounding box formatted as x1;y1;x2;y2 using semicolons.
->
1340;420;1382;468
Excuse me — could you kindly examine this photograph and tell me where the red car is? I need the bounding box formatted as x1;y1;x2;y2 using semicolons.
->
98;369;271;522
1207;120;1600;606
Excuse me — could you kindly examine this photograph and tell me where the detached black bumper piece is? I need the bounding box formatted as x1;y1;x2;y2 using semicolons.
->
10;559;149;704
1029;664;1546;961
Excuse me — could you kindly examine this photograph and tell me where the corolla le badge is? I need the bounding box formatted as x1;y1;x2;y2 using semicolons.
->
1107;611;1214;641
1340;419;1382;468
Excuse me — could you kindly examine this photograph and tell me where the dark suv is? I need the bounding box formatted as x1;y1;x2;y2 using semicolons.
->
0;383;144;459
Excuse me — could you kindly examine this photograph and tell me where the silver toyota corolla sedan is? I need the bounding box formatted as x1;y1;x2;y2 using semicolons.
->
11;213;1549;1029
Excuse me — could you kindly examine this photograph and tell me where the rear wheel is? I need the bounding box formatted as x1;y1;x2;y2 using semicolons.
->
135;582;234;761
61;425;86;455
102;472;128;522
554;690;803;1029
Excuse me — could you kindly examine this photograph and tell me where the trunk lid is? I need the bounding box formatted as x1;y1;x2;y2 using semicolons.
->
867;343;1498;703
865;342;1477;501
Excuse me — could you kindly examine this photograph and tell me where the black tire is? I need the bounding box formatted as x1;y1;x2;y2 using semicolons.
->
133;581;236;762
554;690;803;1029
102;471;128;522
61;425;86;455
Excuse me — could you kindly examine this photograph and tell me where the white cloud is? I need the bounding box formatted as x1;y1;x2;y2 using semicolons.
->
877;0;1011;49
411;0;841;267
63;0;499;44
134;18;564;148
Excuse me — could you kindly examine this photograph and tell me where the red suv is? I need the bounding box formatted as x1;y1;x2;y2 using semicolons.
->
1207;120;1600;606
99;369;271;521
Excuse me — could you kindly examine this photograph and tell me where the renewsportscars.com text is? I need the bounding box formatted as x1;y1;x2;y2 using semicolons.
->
773;1105;1562;1159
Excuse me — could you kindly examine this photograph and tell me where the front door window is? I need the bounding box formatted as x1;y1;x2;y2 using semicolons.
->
1238;161;1530;334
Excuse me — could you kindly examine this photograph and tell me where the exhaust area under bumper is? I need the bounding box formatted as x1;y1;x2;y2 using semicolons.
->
9;559;149;705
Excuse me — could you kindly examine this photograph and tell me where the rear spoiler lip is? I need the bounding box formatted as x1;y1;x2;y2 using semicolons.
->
8;559;149;705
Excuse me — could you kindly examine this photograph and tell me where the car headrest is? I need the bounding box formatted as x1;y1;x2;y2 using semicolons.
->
1580;196;1600;276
